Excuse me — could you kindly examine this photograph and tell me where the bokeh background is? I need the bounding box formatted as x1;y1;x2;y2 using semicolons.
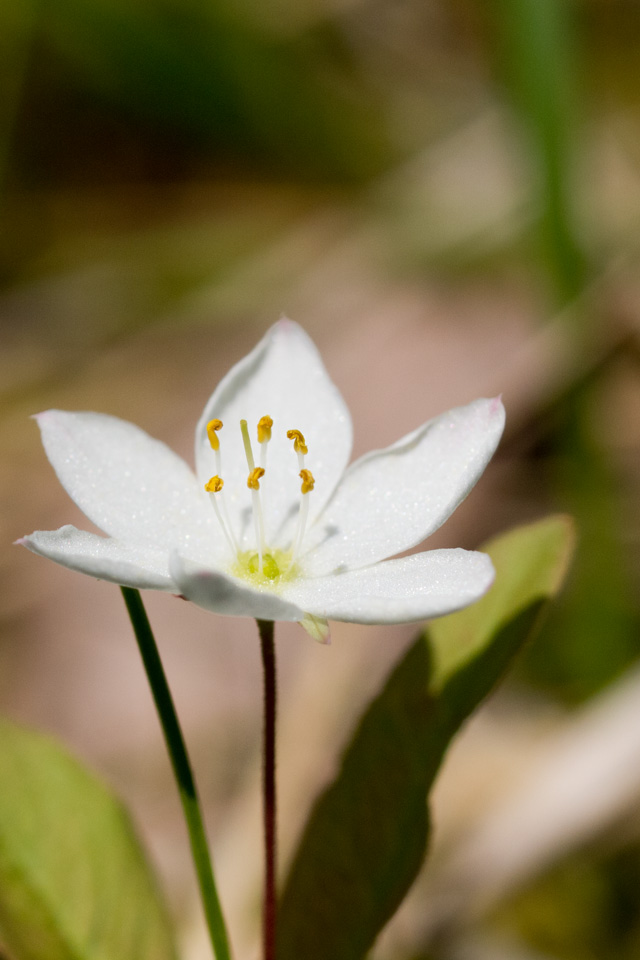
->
3;0;640;957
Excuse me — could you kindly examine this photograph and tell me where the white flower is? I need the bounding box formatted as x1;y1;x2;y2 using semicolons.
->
19;320;505;642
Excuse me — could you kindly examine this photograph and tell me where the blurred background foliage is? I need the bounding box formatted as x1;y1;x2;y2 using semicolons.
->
3;0;640;958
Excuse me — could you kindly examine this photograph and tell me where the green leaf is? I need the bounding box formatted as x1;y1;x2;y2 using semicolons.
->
277;515;575;960
278;638;433;960
0;718;177;960
428;513;576;736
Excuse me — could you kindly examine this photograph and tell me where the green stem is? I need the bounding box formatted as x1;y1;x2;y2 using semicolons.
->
121;587;232;960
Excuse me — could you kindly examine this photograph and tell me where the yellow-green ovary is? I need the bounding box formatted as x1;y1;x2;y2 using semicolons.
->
232;549;299;586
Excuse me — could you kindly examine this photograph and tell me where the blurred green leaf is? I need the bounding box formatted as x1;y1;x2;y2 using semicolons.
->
0;0;33;186
0;718;177;960
491;853;623;960
278;515;575;960
35;0;388;181
523;392;640;701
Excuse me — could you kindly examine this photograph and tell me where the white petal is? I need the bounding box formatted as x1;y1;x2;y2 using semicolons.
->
282;549;495;624
170;552;305;621
19;526;175;590
36;410;225;562
195;319;352;550
304;398;505;575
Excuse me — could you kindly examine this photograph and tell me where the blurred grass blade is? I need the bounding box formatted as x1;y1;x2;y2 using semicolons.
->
278;515;575;960
490;0;587;303
0;718;177;960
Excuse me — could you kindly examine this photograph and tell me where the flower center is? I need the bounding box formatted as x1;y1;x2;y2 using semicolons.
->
230;549;300;586
204;416;314;587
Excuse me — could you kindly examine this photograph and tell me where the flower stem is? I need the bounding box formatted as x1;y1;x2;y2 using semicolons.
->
121;587;232;960
257;618;277;960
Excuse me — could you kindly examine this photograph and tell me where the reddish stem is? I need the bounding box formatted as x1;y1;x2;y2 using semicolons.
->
257;619;277;960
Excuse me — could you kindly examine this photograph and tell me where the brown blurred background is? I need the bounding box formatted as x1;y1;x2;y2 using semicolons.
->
3;0;640;957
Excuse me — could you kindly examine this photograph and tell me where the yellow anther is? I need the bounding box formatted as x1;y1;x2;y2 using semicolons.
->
204;475;224;493
299;469;315;494
257;415;273;444
207;419;223;451
287;429;308;455
247;466;265;490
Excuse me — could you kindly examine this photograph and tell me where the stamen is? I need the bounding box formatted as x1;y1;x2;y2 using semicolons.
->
290;468;315;564
205;420;237;553
258;414;273;471
287;428;308;469
247;466;265;490
240;419;266;569
204;475;224;493
257;415;273;445
204;475;238;555
299;468;315;494
203;417;317;583
287;429;308;455
207;419;223;451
